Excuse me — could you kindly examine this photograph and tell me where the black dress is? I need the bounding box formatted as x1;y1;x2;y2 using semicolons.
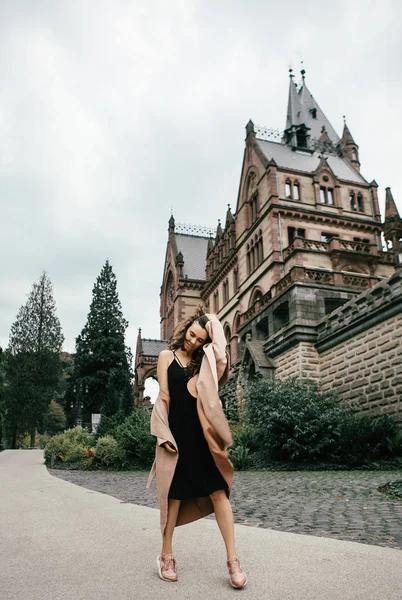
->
167;354;228;500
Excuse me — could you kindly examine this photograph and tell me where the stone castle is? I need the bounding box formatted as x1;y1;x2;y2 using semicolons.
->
135;70;402;421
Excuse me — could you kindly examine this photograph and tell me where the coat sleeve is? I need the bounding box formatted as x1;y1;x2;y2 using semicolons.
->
150;389;177;449
205;315;229;384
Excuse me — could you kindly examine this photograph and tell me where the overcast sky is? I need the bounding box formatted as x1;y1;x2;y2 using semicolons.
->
1;0;401;359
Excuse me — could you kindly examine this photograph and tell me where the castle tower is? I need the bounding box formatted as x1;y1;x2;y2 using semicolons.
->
202;68;396;369
384;187;402;266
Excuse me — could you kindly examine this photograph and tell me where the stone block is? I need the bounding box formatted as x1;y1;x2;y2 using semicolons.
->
391;376;402;386
370;373;383;384
380;340;399;353
355;345;368;356
351;378;368;390
376;335;392;347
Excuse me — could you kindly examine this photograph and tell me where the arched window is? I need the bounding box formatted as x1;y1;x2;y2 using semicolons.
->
285;180;292;199
224;324;232;362
357;194;364;212
351;149;358;161
350;191;356;211
293;182;300;200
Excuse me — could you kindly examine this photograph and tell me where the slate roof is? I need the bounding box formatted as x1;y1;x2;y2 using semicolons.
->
141;339;167;356
256;138;367;185
298;82;340;146
175;234;209;280
285;78;340;147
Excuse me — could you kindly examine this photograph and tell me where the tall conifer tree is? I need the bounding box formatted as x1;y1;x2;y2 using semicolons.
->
5;273;64;447
73;261;133;425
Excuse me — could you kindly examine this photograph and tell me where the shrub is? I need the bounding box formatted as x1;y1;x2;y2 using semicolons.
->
229;444;251;470
229;423;259;470
114;408;155;469
95;409;126;439
231;423;259;451
44;428;95;467
246;378;343;463
94;436;127;469
332;414;402;466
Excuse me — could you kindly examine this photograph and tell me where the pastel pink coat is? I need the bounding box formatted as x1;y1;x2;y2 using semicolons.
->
147;317;233;534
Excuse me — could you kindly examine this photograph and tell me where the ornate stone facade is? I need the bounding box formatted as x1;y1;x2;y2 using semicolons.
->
135;71;402;416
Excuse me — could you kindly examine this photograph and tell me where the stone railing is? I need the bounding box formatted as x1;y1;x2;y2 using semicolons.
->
241;289;272;326
284;237;394;263
270;265;383;296
316;269;402;351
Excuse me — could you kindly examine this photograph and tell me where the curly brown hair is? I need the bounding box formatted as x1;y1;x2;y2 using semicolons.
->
168;304;211;377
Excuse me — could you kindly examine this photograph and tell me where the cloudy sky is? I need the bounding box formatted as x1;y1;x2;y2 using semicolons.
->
1;0;401;358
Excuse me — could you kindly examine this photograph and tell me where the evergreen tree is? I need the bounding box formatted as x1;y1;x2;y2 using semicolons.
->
5;273;64;447
0;347;5;449
72;261;134;426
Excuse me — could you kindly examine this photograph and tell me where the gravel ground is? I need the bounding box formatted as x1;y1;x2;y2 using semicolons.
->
49;468;402;550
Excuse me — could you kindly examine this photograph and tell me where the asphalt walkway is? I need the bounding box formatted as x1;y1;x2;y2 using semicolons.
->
1;450;401;600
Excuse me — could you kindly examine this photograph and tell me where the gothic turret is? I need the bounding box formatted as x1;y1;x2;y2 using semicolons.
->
384;188;402;265
339;120;360;171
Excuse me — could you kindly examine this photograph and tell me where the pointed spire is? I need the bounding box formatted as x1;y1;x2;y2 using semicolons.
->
168;214;175;233
225;204;235;225
215;219;223;241
297;77;340;147
385;188;401;219
207;235;214;255
136;328;143;354
286;68;305;130
341;119;357;146
246;120;255;137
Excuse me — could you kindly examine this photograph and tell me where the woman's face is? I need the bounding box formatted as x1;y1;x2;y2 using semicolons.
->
183;321;208;353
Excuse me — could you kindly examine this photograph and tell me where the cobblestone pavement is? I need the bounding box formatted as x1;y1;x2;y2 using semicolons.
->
50;469;402;550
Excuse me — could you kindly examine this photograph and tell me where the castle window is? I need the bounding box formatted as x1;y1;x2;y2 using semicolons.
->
357;194;364;212
285;180;301;201
310;108;317;119
274;302;289;333
247;244;251;274
321;232;339;243
223;279;229;304
351;149;358;161
249;194;259;223
350;192;356;211
320;187;334;205
296;129;307;148
233;267;239;292
213;290;219;312
288;227;305;245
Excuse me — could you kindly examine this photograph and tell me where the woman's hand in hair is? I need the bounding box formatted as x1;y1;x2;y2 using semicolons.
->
204;313;218;322
162;441;177;454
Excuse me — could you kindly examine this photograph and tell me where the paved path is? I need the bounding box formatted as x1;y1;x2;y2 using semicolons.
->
52;467;402;549
1;450;402;600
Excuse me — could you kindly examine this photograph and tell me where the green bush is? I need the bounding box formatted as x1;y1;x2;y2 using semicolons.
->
229;423;259;470
114;408;155;469
94;435;127;469
246;378;343;463
229;444;251;470
44;428;95;467
95;409;126;439
332;414;402;466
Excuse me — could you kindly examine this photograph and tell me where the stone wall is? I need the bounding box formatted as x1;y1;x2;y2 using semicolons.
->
275;342;320;381
272;270;402;421
319;314;402;420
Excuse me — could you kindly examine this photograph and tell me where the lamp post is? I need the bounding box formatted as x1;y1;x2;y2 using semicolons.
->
72;383;89;428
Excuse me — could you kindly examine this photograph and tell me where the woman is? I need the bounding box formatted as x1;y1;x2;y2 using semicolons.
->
147;309;247;589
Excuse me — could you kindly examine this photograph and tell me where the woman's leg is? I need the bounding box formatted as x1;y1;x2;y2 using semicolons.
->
210;490;236;559
161;498;181;555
